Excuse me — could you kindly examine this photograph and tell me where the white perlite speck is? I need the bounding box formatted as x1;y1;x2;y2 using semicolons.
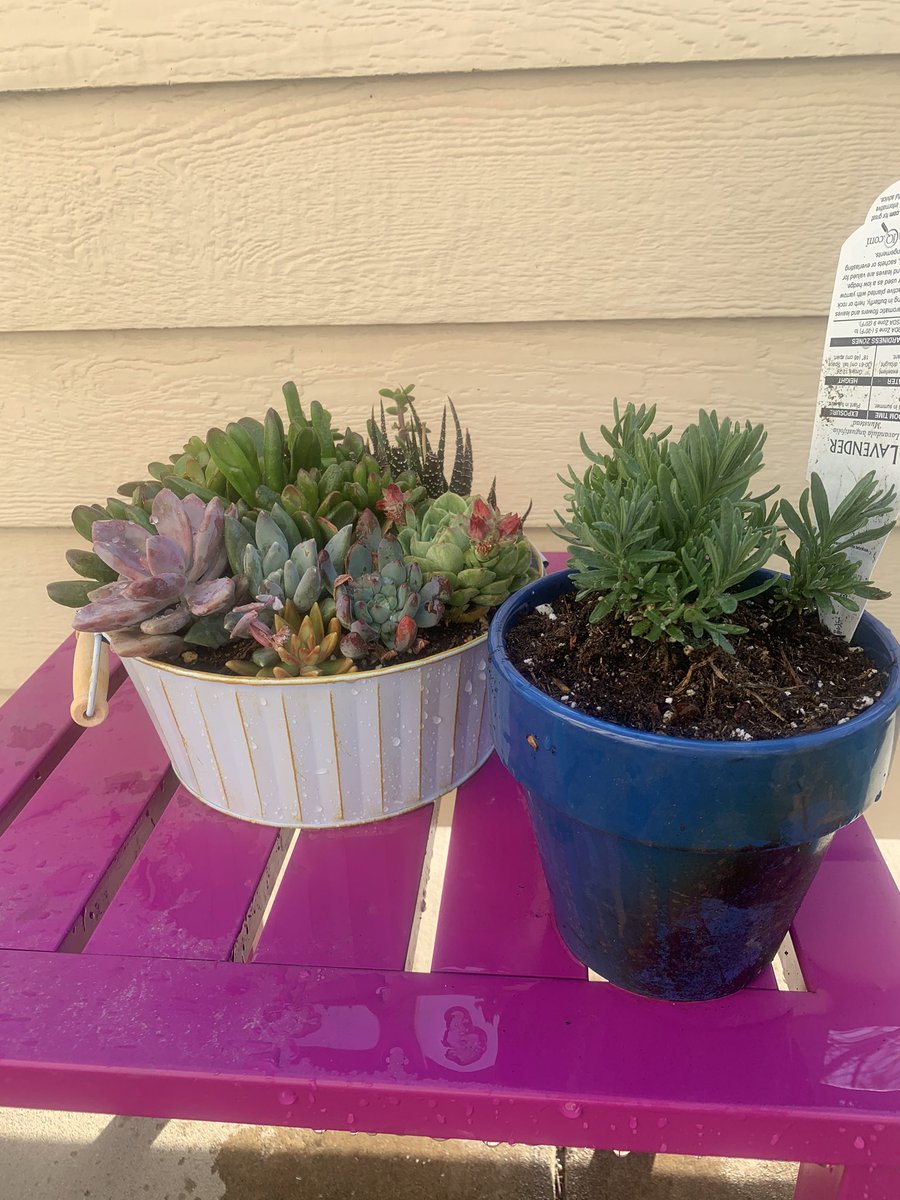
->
535;604;558;621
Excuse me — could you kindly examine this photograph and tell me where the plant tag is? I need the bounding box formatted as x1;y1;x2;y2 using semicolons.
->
808;179;900;637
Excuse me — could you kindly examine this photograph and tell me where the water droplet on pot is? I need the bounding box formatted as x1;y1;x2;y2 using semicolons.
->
259;698;268;707
315;766;328;775
478;660;487;670
351;688;360;696
432;715;442;724
250;741;258;751
464;681;473;694
391;736;401;747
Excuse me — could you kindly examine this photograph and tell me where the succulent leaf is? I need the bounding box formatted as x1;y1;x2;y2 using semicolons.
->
398;492;536;618
65;490;234;655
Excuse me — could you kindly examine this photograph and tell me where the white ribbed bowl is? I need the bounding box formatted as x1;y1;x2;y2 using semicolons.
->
121;633;493;827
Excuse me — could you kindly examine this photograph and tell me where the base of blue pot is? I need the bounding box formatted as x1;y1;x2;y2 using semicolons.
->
526;788;834;1001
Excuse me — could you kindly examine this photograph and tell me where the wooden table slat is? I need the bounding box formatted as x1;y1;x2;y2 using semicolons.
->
432;754;585;979
0;949;897;1163
252;804;432;970
791;818;900;999
0;635;124;818
86;787;280;962
0;680;171;950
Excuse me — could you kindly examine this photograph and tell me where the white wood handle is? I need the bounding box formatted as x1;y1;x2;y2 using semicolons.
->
71;632;110;727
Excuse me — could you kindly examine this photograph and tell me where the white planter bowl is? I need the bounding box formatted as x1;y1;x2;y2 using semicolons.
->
121;633;493;828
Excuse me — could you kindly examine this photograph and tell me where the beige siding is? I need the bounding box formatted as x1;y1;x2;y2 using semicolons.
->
4;528;77;695
1;60;899;331
4;318;826;528
1;1;897;91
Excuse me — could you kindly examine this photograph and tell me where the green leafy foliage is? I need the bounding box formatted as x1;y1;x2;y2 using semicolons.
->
776;471;896;618
560;402;896;652
368;384;478;499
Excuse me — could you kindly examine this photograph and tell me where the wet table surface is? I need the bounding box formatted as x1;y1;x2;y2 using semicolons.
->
1;619;899;1199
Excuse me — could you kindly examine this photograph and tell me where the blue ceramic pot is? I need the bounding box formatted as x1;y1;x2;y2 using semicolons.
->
488;570;900;1001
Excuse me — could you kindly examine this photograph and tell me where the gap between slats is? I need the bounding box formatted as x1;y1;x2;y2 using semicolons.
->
232;827;298;964
772;931;808;992
59;768;179;953
406;790;457;973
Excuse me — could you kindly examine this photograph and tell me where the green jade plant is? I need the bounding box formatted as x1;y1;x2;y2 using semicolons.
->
559;402;896;653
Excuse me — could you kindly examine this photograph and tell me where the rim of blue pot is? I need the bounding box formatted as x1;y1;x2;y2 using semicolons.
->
488;569;900;756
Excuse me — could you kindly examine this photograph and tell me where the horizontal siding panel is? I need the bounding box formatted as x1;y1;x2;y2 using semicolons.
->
2;529;81;695
0;61;898;330
3;317;828;528
1;1;898;92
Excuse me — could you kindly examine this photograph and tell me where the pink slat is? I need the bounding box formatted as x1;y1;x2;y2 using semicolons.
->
432;753;585;978
791;821;900;999
0;636;124;816
0;950;898;1165
833;1166;900;1200
86;787;279;961
0;680;171;950
253;804;432;969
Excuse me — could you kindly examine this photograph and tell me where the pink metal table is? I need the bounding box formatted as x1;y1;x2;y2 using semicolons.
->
1;632;899;1199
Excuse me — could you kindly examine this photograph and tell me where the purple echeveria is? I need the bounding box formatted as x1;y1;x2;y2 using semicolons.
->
72;489;235;650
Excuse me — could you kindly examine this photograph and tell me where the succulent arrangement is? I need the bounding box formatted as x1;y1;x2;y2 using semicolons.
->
49;382;538;674
560;401;896;651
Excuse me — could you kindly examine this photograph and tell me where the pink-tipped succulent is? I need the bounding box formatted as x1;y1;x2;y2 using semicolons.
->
375;482;418;531
398;491;536;615
466;497;523;555
72;489;236;657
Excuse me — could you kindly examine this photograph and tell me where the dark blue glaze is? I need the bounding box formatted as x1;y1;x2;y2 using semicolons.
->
488;570;900;1001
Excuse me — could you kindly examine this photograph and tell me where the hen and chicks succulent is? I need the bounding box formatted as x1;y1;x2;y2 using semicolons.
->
50;381;537;677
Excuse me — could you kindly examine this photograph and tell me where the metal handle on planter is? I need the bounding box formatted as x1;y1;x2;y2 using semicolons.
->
71;632;110;727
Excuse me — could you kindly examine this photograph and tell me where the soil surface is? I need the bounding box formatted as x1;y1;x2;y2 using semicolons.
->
506;592;886;741
168;615;488;677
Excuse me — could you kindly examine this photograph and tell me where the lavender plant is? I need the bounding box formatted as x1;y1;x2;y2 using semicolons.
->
561;402;897;651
